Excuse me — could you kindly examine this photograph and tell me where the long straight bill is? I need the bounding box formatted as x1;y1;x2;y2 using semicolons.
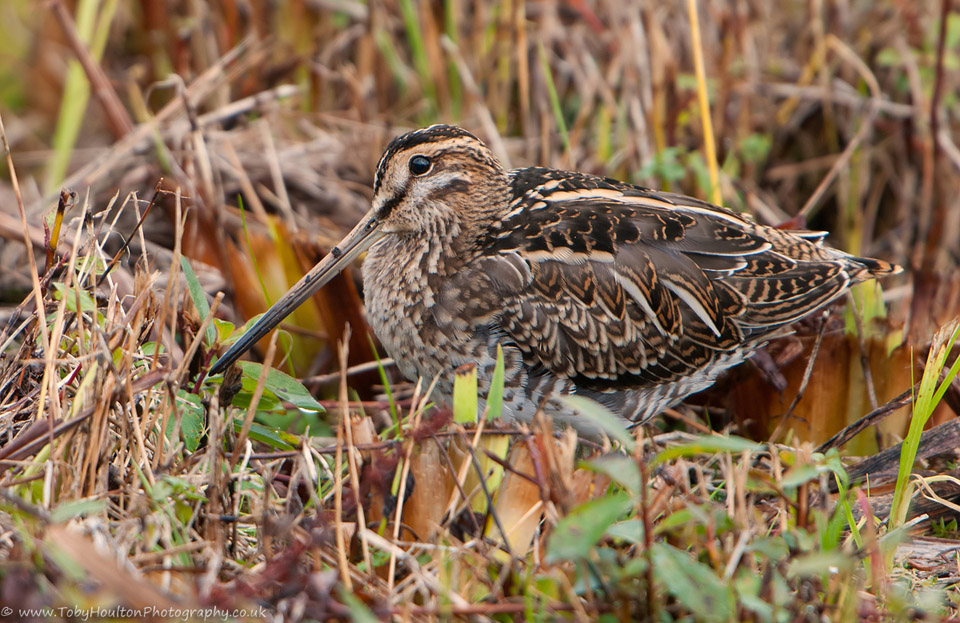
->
208;213;383;375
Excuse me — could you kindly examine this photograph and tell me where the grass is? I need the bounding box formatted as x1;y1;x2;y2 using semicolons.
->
890;320;960;530
1;1;959;621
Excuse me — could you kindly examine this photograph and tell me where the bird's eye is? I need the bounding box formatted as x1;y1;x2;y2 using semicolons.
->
409;155;432;176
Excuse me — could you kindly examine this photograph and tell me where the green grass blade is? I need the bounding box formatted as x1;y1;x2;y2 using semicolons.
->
443;0;462;118
545;493;633;563
559;395;636;451
537;42;569;154
929;322;960;410
45;0;118;192
453;364;478;424
654;435;762;464
890;319;960;528
180;256;215;346
485;344;505;420
398;0;436;118
369;337;400;433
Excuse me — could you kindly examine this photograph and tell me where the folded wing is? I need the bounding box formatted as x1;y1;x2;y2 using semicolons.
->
455;168;890;395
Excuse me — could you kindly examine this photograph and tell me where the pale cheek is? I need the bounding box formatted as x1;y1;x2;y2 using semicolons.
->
407;181;437;204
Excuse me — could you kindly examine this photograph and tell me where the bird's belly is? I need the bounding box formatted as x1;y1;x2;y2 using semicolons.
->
363;295;575;424
365;298;506;404
365;301;426;382
362;250;539;417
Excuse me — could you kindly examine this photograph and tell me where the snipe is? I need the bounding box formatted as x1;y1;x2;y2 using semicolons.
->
209;125;900;433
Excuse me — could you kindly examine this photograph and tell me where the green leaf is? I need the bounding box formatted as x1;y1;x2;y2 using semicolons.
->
875;47;901;67
50;498;106;523
180;256;215;346
656;507;697;534
485;344;505;420
237;361;324;413
77;254;106;276
655;505;735;539
651;543;736;623
780;463;821;489
606;518;643;545
639;147;686;185
746;535;790;561
586;454;641;494
453;364;478;424
340;587;380;623
474;434;510;513
224;313;267;346
734;574;775;621
740;132;772;164
213;318;236;344
297;409;334;437
233;420;297;451
254;410;298;433
230;381;282;412
545;493;633;563
653;435;762;464
786;551;853;578
52;282;97;314
558;395;636;451
140;342;164;357
171;390;206;453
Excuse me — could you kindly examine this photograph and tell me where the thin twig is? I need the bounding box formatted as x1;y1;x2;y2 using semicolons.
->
301;358;396;384
0;113;54;424
333;422;352;592
817;386;914;453
387;379;421;594
338;327;374;578
95;181;165;287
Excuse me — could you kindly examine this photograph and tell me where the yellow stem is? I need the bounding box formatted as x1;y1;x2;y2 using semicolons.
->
686;0;721;205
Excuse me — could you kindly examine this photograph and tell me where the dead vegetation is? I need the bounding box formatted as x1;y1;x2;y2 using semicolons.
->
1;1;960;621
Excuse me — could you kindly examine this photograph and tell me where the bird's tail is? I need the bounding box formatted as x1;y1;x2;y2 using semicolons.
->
847;256;903;279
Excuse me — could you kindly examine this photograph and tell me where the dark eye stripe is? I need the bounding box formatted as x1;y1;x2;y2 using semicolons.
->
376;177;412;219
376;192;404;219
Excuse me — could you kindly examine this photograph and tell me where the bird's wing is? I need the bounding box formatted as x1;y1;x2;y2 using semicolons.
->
445;168;860;392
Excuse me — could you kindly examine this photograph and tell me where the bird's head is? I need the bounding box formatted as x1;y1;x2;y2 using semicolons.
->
208;125;505;375
371;125;509;234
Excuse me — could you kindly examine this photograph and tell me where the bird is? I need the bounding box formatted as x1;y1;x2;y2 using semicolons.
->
209;124;900;434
